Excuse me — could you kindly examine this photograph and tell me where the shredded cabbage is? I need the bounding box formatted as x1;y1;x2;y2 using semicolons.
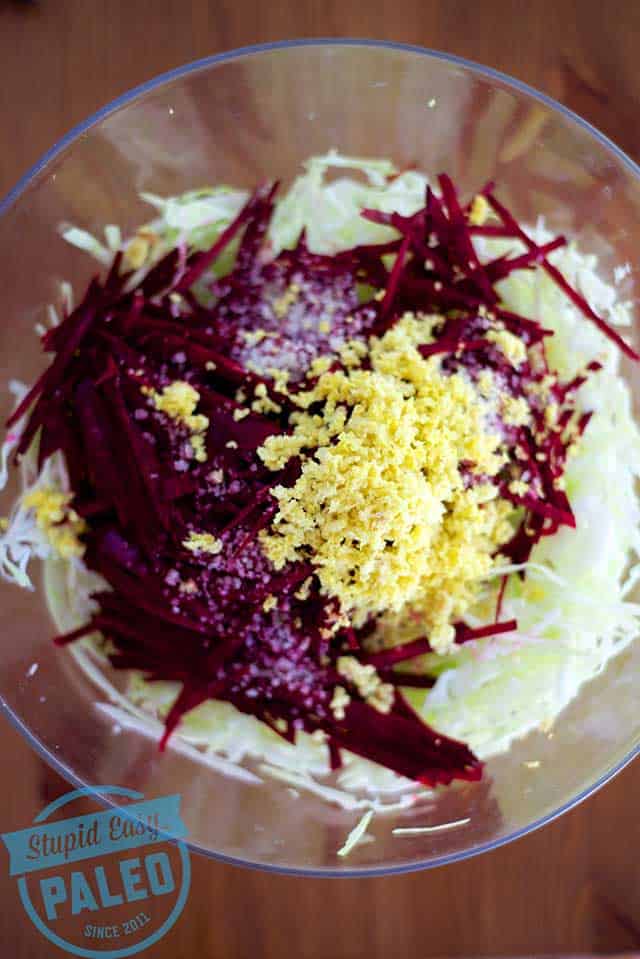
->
0;386;76;589
423;230;640;757
2;152;640;812
337;809;374;856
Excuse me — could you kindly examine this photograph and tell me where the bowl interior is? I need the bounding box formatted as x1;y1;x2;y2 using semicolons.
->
1;42;639;875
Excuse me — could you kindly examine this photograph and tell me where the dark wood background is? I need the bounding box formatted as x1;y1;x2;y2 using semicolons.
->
2;2;640;956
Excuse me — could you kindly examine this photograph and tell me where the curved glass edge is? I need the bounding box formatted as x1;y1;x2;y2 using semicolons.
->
2;690;639;878
1;37;640;876
1;37;640;220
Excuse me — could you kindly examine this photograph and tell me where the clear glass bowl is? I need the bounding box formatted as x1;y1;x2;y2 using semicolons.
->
1;40;639;876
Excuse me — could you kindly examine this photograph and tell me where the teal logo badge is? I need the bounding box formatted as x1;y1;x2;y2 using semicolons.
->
2;785;190;957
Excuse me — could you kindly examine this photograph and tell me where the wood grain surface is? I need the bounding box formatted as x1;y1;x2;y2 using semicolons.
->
2;2;640;956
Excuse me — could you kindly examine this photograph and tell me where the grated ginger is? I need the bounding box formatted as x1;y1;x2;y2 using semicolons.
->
468;194;490;226
501;394;531;427
273;283;301;318
258;313;514;650
486;328;527;367
183;532;223;555
146;381;209;462
23;487;86;559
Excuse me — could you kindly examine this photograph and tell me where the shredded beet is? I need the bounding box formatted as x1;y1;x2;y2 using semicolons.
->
12;170;638;790
455;619;518;644
485;192;640;361
363;637;432;669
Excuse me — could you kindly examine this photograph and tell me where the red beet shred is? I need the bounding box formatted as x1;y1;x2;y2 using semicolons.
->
10;174;637;788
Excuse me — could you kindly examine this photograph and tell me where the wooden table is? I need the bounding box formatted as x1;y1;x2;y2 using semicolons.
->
2;2;640;956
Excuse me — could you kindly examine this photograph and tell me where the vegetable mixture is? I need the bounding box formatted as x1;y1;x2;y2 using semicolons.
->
2;153;639;808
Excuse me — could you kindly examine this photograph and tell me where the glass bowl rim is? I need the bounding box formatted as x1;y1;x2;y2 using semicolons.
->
1;37;638;878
